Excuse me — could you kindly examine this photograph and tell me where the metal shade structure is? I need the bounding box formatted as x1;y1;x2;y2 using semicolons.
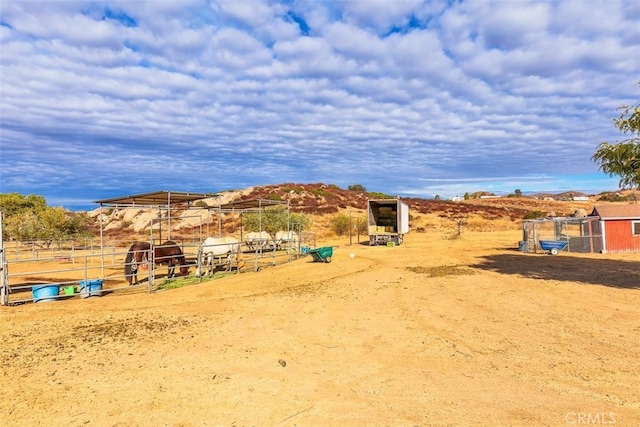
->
219;198;288;212
93;191;291;244
94;190;218;208
94;190;219;242
94;191;220;281
215;199;291;245
95;191;221;236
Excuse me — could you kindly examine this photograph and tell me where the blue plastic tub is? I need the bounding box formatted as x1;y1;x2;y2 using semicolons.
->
79;279;103;299
539;240;569;255
32;284;61;303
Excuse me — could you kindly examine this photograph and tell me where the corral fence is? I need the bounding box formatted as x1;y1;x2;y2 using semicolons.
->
0;232;314;306
1;195;316;306
520;216;603;254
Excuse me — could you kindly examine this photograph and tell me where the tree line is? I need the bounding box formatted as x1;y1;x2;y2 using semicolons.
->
0;193;92;244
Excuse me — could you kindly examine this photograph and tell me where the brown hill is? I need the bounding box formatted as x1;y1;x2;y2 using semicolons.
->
89;183;598;241
225;182;591;218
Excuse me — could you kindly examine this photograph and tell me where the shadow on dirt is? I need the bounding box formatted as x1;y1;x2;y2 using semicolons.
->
471;253;640;290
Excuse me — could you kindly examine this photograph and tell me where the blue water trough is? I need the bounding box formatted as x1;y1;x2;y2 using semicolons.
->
79;279;103;299
32;284;61;303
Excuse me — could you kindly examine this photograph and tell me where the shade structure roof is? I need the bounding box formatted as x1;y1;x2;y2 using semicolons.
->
93;190;218;207
219;199;288;211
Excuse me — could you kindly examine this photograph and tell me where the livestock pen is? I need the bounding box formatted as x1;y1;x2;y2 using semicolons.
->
520;216;603;254
0;192;311;306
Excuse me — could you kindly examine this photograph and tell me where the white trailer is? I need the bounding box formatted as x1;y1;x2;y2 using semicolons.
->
367;199;409;246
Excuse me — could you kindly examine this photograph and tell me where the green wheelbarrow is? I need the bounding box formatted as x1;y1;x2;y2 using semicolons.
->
307;246;335;263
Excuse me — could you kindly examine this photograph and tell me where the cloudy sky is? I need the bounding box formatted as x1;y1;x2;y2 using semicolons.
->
1;0;639;210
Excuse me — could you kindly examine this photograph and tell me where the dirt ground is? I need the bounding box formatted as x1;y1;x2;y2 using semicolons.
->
1;230;639;426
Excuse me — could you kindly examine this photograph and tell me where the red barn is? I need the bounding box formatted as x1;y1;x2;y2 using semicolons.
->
591;204;640;253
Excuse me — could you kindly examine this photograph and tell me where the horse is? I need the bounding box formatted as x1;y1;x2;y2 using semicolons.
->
275;230;299;250
196;237;241;277
124;241;189;285
244;231;274;251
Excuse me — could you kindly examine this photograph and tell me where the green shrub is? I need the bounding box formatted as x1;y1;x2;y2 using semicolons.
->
330;213;351;236
348;184;367;192
243;207;310;234
368;192;392;199
523;211;545;219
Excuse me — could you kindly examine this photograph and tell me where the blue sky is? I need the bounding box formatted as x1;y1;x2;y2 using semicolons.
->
1;0;638;211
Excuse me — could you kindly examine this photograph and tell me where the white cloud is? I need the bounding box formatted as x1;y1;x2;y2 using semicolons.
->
0;0;637;210
215;0;275;28
341;0;424;33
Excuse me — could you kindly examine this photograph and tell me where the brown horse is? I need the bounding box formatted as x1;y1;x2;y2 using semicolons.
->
124;241;189;285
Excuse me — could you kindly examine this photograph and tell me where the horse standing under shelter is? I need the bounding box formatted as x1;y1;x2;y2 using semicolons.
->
244;231;274;251
124;241;189;285
196;237;241;277
275;230;299;250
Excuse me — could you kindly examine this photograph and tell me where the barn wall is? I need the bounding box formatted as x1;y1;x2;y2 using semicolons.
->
604;219;640;253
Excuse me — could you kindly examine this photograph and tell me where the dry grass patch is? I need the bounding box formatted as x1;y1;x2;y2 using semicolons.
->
406;264;477;277
465;215;518;232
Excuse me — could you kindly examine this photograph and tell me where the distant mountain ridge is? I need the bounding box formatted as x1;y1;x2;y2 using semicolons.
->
528;191;590;199
88;182;603;240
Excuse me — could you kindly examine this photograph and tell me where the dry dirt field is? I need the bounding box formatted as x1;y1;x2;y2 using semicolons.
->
1;230;639;426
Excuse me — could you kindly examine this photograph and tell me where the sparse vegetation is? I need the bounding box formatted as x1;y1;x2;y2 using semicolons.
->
449;214;468;239
355;216;368;235
406;264;476;277
523;211;546;220
156;276;200;290
329;213;351;236
242;206;310;235
597;192;631;202
368;192;392;199
310;187;333;198
348;184;367;192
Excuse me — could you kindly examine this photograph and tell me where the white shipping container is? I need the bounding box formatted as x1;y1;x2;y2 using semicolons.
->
367;199;409;245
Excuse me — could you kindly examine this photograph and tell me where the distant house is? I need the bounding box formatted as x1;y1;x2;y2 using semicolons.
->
591;204;640;253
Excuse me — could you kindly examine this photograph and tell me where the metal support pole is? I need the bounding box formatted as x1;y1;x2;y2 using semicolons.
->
147;248;154;294
167;192;171;241
218;196;222;238
99;204;105;277
0;210;8;306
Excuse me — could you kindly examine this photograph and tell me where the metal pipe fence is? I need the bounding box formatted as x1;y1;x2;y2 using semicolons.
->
1;235;312;306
